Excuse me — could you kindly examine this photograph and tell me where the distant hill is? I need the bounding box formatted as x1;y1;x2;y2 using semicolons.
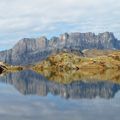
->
0;32;120;65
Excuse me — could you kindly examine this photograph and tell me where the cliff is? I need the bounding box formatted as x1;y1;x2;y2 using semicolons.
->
0;32;120;65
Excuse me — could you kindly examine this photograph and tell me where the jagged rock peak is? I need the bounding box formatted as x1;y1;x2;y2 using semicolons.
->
0;31;119;65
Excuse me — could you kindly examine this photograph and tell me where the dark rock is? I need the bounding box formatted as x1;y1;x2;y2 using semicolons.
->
0;63;7;74
0;67;3;74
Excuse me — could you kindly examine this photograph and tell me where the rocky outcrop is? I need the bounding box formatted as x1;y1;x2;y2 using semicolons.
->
0;61;23;74
0;32;120;65
33;51;120;75
0;62;7;74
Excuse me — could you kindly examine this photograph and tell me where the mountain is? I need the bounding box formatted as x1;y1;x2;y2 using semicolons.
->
0;32;120;65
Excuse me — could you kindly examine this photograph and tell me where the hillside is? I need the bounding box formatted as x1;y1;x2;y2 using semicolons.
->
33;50;120;83
33;50;120;70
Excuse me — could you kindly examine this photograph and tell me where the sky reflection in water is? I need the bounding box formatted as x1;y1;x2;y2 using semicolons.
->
0;70;120;120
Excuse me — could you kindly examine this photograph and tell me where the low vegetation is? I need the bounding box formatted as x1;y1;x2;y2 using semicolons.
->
33;50;120;83
33;50;120;71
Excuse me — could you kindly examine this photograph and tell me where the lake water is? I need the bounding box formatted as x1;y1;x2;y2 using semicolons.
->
0;70;120;120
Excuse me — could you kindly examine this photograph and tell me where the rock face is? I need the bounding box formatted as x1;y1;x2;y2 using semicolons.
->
0;32;120;65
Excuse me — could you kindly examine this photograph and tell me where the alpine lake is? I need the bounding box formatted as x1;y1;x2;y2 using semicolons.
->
0;69;120;120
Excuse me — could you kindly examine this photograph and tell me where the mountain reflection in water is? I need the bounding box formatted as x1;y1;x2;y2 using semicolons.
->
0;70;120;99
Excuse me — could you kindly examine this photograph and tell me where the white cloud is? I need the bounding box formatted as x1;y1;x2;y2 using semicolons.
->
0;0;120;49
0;89;120;120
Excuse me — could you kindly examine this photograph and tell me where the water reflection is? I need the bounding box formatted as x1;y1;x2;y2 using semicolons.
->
0;70;120;99
36;69;120;84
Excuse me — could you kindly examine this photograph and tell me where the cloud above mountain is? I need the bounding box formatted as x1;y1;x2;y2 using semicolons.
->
0;0;120;50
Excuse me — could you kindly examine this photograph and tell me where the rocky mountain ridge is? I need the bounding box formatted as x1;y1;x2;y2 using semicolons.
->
0;32;120;65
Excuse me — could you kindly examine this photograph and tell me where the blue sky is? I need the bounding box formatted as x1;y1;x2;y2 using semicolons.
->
0;0;120;50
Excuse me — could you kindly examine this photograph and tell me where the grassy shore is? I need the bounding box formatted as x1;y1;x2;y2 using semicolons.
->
33;50;120;84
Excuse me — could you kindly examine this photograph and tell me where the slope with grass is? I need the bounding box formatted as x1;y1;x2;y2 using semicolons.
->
33;50;120;71
33;50;120;83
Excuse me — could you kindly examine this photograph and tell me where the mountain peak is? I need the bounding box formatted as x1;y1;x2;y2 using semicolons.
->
0;32;119;65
